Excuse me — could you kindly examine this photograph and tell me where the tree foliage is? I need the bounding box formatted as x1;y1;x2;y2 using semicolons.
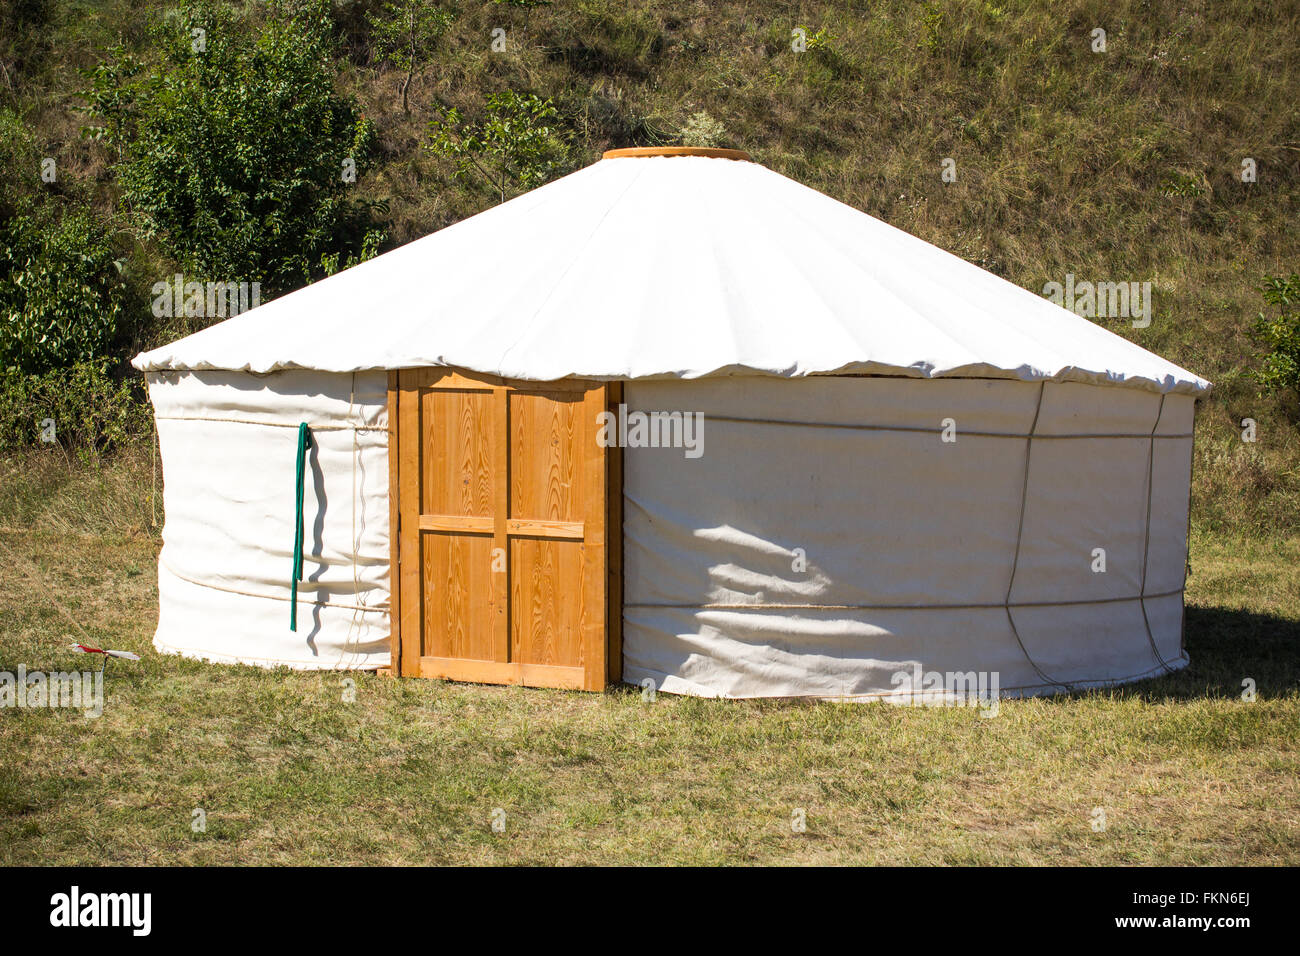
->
1254;274;1300;396
427;91;567;204
0;110;128;374
0;359;149;454
367;0;454;115
82;1;383;295
0;204;127;374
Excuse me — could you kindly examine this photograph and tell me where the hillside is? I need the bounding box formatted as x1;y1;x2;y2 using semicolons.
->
1;0;1298;532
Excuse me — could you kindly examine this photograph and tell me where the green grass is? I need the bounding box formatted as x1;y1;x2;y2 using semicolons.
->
1;454;1296;865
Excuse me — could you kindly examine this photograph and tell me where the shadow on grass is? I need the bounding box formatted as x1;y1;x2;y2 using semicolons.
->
601;604;1300;707
1099;604;1300;702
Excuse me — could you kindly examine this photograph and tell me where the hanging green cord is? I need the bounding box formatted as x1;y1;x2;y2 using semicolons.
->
291;422;313;631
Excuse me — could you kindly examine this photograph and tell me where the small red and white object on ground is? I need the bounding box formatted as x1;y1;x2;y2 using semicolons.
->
69;643;142;672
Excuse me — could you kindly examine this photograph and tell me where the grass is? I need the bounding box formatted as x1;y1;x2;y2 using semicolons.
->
1;454;1296;865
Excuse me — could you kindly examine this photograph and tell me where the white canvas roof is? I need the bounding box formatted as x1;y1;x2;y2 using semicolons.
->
133;151;1210;395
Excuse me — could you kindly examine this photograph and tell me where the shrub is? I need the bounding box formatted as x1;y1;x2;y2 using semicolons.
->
81;0;384;296
678;111;727;148
0;107;38;220
0;203;128;374
1254;274;1300;397
0;360;151;456
427;91;568;204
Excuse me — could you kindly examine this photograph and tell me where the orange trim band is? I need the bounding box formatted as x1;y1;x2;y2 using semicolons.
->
602;146;752;161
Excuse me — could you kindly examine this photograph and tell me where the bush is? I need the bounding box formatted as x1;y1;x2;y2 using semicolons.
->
1254;274;1300;397
427;91;568;204
0;203;128;374
82;0;383;296
0;107;38;220
0;360;151;456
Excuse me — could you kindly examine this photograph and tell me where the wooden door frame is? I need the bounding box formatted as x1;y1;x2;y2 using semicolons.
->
386;368;622;690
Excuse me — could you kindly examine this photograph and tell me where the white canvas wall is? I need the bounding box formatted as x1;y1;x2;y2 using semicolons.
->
147;369;391;669
145;368;1195;695
621;376;1193;698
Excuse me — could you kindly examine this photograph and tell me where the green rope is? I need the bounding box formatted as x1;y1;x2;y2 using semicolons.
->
291;422;313;631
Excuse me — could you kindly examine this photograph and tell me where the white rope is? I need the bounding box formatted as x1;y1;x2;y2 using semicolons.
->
782;658;1185;702
151;417;159;528
1139;394;1179;675
625;588;1185;612
344;371;370;668
701;413;1192;441
1001;383;1074;691
153;415;385;432
160;557;389;613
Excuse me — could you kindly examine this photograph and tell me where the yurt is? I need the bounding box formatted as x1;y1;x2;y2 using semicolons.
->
132;146;1211;699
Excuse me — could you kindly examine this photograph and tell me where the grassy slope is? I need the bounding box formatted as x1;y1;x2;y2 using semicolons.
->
0;456;1297;865
5;0;1299;529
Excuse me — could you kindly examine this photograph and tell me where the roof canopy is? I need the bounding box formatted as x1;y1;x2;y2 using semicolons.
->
134;149;1211;395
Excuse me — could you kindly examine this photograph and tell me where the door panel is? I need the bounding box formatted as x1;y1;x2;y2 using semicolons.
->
421;388;493;518
391;367;610;690
511;389;582;523
511;537;586;667
422;532;495;661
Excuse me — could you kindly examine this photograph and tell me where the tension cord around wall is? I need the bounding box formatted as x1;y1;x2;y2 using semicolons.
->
153;415;386;432
1002;385;1184;689
159;557;388;612
999;384;1073;691
1139;393;1183;676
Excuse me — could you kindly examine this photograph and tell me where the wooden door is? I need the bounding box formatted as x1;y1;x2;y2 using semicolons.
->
388;368;619;691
